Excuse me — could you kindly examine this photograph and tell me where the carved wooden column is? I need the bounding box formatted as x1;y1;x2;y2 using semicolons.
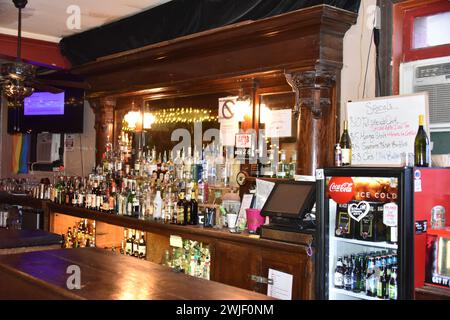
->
286;69;337;176
89;97;116;167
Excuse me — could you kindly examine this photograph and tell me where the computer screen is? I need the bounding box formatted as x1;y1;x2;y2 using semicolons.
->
262;181;316;219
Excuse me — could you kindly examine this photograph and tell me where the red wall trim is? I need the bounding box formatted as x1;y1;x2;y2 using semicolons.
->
392;0;450;94
403;1;450;62
0;33;70;69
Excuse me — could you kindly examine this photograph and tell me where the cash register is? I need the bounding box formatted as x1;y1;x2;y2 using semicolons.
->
260;181;316;244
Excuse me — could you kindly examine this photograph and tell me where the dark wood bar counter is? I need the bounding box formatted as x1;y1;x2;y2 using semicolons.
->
0;248;273;300
0;192;315;299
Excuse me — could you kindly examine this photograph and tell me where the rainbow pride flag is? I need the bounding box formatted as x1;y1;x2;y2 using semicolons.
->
11;134;30;174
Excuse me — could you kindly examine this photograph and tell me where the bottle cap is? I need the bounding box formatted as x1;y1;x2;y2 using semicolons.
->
419;114;425;126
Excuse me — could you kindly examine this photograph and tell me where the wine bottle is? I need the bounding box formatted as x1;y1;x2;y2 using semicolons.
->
414;115;430;167
340;121;352;166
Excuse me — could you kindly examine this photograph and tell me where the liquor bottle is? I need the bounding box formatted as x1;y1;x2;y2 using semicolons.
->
270;147;278;178
133;231;139;258
139;233;146;259
289;152;297;178
184;192;192;225
190;190;199;225
174;149;184;181
126;181;134;216
339;120;352;166
414;114;430;167
125;229;133;255
184;147;193;183
176;192;185;225
277;150;288;179
389;266;398;300
334;256;345;289
153;181;163;220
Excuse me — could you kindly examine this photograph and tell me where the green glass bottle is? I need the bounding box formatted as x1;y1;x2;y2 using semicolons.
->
339;121;352;166
414;115;430;167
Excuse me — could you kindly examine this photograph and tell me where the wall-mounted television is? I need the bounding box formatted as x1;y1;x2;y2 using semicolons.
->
24;92;65;116
7;88;84;134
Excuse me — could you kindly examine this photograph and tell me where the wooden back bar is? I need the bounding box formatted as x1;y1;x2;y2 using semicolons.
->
0;248;273;300
73;4;357;175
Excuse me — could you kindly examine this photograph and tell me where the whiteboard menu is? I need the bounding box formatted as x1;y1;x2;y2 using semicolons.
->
346;93;429;166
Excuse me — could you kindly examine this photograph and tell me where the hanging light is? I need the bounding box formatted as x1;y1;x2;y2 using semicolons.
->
143;112;155;129
235;88;252;121
0;1;37;107
124;111;141;129
260;103;271;123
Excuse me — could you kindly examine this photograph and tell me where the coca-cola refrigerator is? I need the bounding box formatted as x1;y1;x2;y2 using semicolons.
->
315;167;414;300
413;167;450;294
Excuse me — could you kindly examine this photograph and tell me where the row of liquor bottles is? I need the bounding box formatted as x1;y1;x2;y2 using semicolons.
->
120;229;147;259
110;131;298;182
62;219;96;248
163;240;211;280
334;250;398;300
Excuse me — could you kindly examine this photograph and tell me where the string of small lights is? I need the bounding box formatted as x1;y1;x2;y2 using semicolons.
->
152;108;218;124
122;107;219;131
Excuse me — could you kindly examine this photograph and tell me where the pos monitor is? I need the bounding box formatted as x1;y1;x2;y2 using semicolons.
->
261;181;316;237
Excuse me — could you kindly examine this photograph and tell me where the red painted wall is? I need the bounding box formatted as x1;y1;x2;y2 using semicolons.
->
0;33;70;69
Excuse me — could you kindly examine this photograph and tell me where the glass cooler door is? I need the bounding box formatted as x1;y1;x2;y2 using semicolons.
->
315;168;414;300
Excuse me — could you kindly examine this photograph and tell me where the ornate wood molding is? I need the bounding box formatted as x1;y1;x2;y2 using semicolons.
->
89;97;116;166
285;70;336;118
286;68;338;175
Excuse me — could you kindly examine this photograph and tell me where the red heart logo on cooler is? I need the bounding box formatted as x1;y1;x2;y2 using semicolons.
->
328;176;355;204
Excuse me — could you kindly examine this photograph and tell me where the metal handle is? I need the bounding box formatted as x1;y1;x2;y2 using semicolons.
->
250;275;273;285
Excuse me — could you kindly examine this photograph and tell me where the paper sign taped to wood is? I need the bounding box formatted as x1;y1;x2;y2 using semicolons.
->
346;93;429;165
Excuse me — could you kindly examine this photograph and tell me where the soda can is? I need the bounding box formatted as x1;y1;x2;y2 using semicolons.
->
431;205;446;229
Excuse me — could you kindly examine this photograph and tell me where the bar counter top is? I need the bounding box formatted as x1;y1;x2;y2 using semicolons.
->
0;248;274;300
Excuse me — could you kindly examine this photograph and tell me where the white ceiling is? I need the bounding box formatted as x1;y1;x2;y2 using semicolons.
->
0;0;172;42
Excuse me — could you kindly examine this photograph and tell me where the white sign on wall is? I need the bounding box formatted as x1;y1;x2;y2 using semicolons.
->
265;109;292;138
346;93;429;166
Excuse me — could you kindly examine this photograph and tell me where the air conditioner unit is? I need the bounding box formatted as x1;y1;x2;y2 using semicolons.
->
36;133;60;163
400;56;450;132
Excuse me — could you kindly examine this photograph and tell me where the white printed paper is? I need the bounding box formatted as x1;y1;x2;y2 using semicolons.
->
255;179;275;210
414;179;422;192
265;109;292;138
170;235;183;248
267;269;293;300
383;203;398;227
237;194;253;230
220;119;239;146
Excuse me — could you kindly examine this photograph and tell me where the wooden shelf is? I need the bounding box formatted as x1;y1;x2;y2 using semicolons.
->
46;202;312;254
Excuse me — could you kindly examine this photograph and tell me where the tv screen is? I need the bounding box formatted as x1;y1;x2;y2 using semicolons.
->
24;92;65;116
7;88;84;134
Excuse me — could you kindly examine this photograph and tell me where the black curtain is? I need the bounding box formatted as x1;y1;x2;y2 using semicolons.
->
60;0;361;66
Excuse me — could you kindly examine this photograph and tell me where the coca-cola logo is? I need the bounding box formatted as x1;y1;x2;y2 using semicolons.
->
328;176;355;204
